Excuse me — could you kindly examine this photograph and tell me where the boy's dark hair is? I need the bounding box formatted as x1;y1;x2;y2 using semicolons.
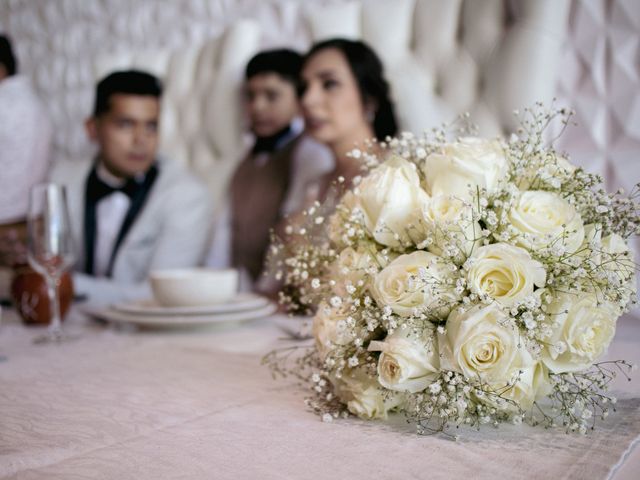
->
245;49;302;88
0;34;17;76
93;70;162;117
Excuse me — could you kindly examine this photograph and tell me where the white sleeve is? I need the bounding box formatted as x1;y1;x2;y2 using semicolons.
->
205;198;232;268
146;179;214;270
73;273;153;308
281;136;334;217
0;81;52;223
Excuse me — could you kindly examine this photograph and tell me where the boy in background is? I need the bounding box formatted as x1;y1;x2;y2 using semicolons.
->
208;49;332;292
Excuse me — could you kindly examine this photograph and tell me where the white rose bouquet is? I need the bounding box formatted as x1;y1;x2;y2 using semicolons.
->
265;106;639;435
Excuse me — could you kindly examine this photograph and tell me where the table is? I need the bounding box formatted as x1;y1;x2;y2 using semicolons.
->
1;308;639;479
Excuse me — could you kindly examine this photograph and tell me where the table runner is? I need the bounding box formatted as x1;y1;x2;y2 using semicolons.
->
0;312;638;479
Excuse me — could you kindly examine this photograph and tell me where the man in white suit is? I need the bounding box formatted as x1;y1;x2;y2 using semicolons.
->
52;70;213;306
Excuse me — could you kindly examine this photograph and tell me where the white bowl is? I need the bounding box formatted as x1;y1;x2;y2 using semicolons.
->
149;268;238;307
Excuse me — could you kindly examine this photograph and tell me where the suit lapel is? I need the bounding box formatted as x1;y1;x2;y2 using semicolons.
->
67;163;92;271
106;165;158;276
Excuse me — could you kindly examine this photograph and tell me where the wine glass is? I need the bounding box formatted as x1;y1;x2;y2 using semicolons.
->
27;184;76;343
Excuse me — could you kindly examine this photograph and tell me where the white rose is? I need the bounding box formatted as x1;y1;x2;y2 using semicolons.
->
312;302;353;360
423;137;508;199
541;293;617;373
483;362;552;411
356;155;430;248
422;195;481;261
372;251;460;318
439;303;534;383
329;246;383;296
505;362;552;410
334;368;404;420
327;190;360;247
581;223;602;259
467;243;546;307
602;233;636;287
581;227;636;303
368;326;439;393
508;190;585;253
517;154;576;190
579;224;608;267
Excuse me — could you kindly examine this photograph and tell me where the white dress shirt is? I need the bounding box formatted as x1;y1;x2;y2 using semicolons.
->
92;163;132;277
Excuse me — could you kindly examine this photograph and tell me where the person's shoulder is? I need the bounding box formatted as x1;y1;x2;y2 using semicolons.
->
155;157;212;202
50;158;92;185
0;75;40;106
292;135;334;176
0;76;49;126
0;75;28;95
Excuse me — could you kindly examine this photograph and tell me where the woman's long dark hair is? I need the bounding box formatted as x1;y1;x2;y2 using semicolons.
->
303;38;398;140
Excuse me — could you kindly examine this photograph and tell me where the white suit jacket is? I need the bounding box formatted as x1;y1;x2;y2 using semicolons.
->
51;157;214;306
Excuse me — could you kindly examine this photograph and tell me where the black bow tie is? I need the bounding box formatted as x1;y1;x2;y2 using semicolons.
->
84;163;159;276
87;169;141;203
251;125;294;154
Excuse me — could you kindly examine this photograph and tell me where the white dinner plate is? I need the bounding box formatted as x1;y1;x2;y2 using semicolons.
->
83;302;278;329
112;293;270;316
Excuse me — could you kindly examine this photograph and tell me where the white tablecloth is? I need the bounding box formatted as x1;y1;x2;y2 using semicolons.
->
1;308;639;479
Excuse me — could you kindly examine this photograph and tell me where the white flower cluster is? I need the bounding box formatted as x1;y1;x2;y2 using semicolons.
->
271;107;639;434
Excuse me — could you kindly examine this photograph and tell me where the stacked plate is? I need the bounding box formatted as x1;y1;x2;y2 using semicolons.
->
84;293;277;329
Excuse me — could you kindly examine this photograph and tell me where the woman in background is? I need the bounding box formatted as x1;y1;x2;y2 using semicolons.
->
268;39;398;308
297;38;398;206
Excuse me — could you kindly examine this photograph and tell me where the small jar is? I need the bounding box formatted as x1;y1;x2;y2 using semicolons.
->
10;265;74;325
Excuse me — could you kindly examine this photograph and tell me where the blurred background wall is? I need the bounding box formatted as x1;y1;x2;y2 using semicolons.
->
554;0;639;198
0;0;638;197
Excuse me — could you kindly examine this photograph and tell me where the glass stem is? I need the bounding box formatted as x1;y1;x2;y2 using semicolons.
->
46;275;62;339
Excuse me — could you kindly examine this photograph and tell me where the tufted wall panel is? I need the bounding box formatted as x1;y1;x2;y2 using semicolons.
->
0;0;570;196
0;0;637;202
552;0;640;304
303;0;569;137
554;0;640;196
0;0;309;202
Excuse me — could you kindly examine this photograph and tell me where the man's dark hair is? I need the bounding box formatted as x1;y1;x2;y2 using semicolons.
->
245;49;302;88
0;34;17;76
93;70;162;117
